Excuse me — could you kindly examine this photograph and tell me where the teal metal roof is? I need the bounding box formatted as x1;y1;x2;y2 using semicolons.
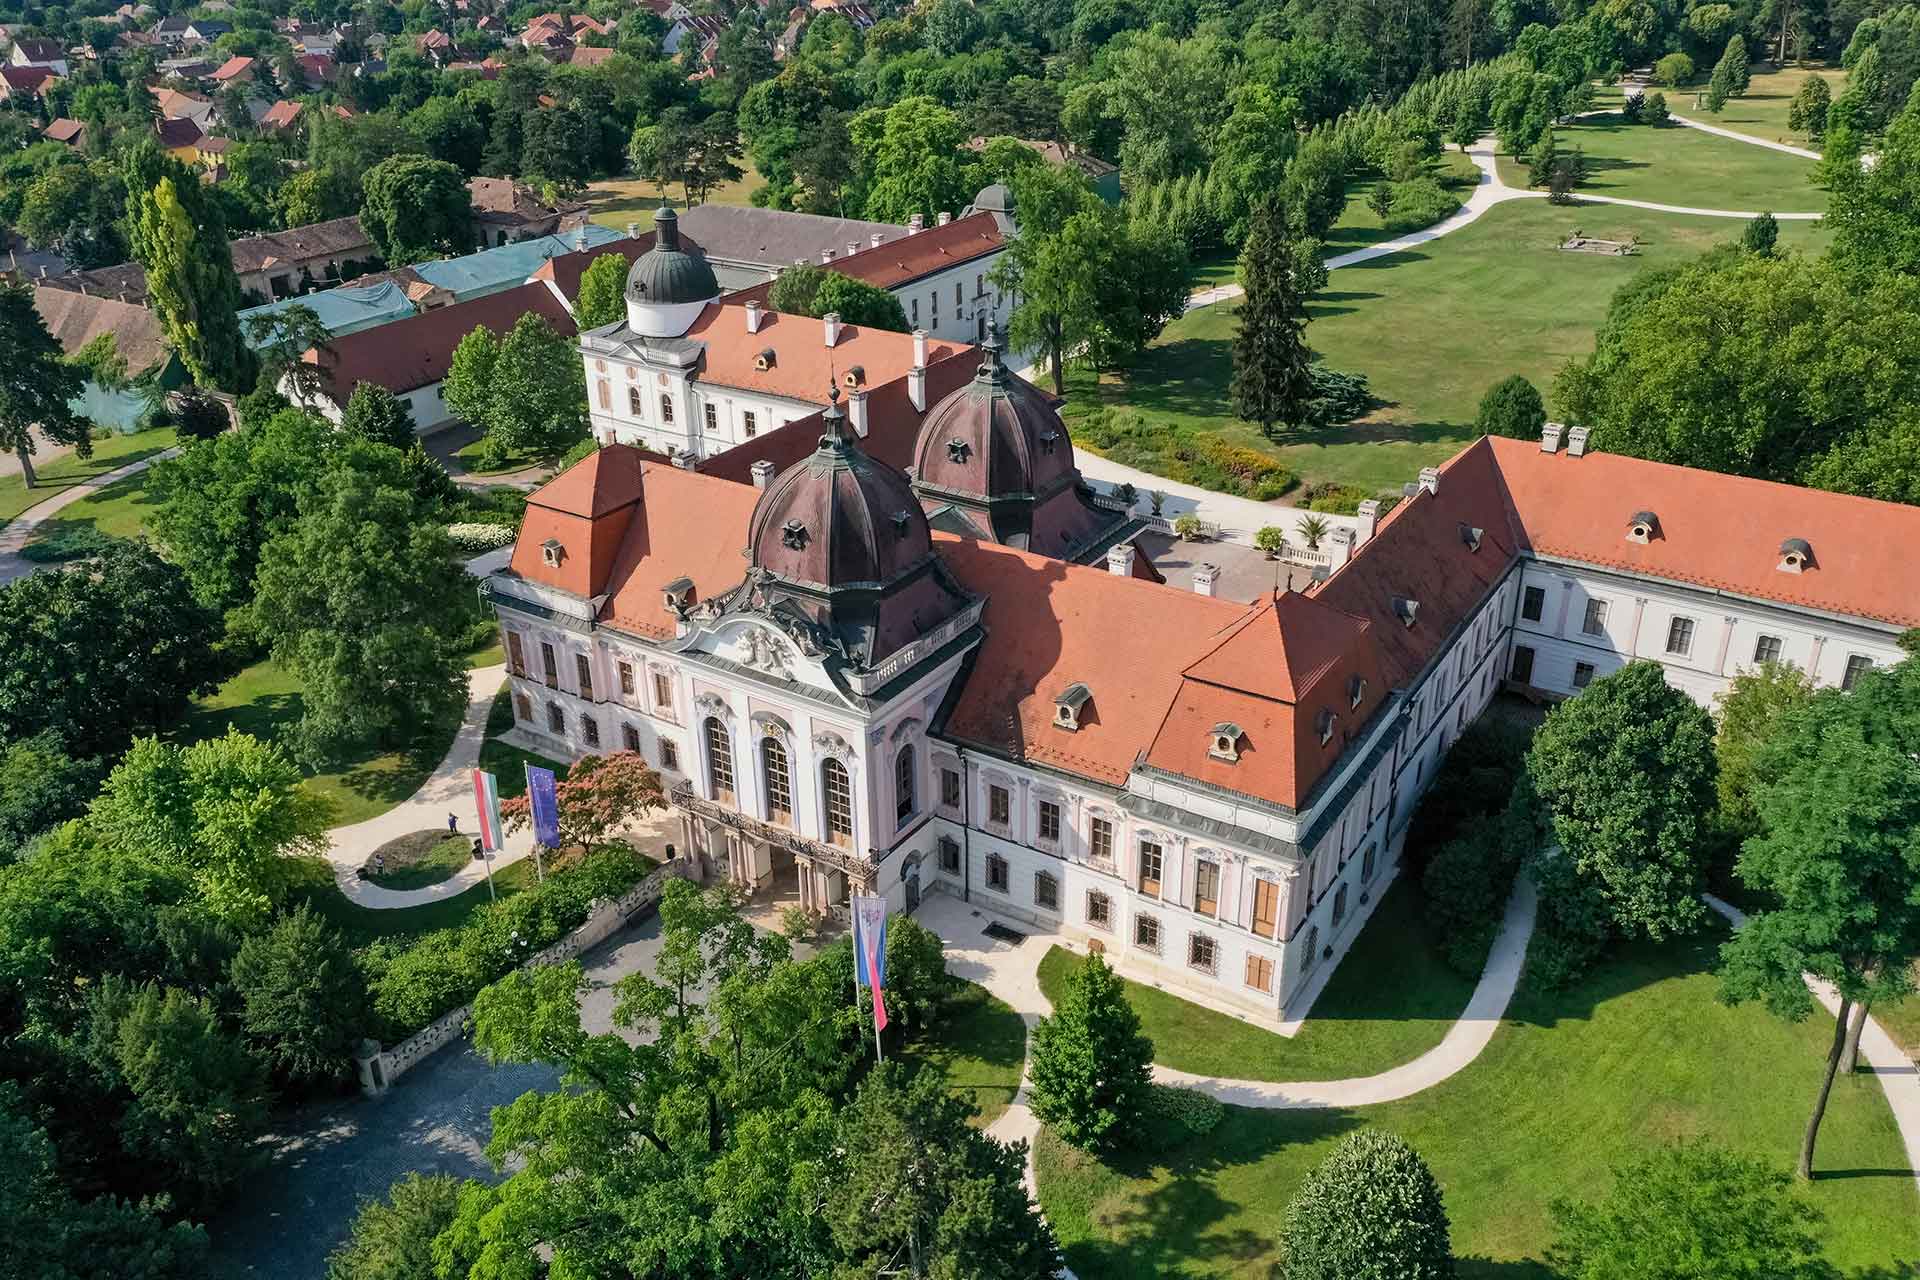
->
239;280;417;344
412;227;626;302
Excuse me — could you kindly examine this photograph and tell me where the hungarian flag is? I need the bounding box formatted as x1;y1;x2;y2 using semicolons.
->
851;894;889;1032
472;768;503;853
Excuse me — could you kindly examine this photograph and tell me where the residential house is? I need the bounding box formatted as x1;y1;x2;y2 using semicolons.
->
8;37;69;75
0;65;55;102
184;18;231;42
259;98;303;131
42;117;85;148
153;14;193;45
208;53;255;85
468;176;589;246
155;55;215;79
152;86;217;129
294;51;336;83
664;11;727;54
566;44;615;66
32;286;185;431
155;114;206;163
964;136;1122;202
230;215;376;299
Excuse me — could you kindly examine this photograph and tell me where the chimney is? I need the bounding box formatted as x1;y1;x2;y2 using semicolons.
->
625;221;638;239
908;213;924;235
1541;421;1564;453
744;299;762;333
846;241;858;257
1327;526;1356;571
670;450;697;470
908;365;926;412
750;459;775;488
820;248;834;264
1567;424;1591;457
38;266;47;279
1192;562;1218;597
573;222;589;251
870;232;883;248
1355;499;1380;544
1106;542;1136;577
823;311;841;347
848;388;870;437
937;211;952;226
912;328;928;368
1417;466;1439;496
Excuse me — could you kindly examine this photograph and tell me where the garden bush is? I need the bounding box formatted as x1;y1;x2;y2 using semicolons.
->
445;522;516;554
1525;845;1615;989
1279;1128;1454;1280
1403;718;1534;874
1296;481;1372;514
18;527;136;564
1146;1083;1225;1139
1423;801;1532;975
1653;52;1694;86
1305;365;1376;427
1069;408;1297;499
1381;177;1460;233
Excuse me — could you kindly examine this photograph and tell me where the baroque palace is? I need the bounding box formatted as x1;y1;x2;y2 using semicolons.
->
485;226;1919;1025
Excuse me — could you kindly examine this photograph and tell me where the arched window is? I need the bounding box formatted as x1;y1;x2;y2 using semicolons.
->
895;744;916;821
822;758;853;848
705;717;734;803
762;735;792;825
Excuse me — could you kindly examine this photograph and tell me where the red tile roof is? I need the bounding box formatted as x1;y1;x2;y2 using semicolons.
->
304;281;577;403
676;304;965;405
208;54;253;80
42;117;83;143
260;98;301;129
729;213;1005;305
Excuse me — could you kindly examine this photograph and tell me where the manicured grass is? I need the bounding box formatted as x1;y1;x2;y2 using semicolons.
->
287;855;538;948
906;980;1028;1129
19;470;162;559
1492;111;1823;212
477;685;571;799
584;160;766;230
1874;970;1920;1059
177;656;460;827
1608;65;1847;148
0;427;177;528
362;829;473;890
451;436;543;476
1035;920;1919;1279
1064;199;1830;496
1035;878;1476;1082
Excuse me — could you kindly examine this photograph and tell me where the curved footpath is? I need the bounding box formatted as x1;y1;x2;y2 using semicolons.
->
0;446;180;586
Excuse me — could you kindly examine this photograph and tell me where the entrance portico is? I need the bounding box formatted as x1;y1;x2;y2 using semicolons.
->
671;781;876;919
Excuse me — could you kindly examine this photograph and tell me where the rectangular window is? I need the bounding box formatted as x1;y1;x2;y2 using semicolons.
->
703;402;717;432
513;691;531;722
1188;932;1216;975
541;642;558;688
1521;585;1545;622
988;784;1009;825
1245;953;1274;993
940;767;961;809
1361;844;1378;882
954;281;962;306
1582;598;1608;635
618;661;635;698
547;703;564;734
1843;654;1872;690
623;723;640;752
1251;877;1279;938
1089;818;1114;866
1573;661;1596;689
1087;890;1111;929
975;272;984;296
627;386;643;417
1754;634;1783;664
1134;913;1160;953
507;631;527;676
1034;871;1058;911
1038;800;1061;843
1510;644;1535;684
910;298;919;325
653;672;672;711
931;291;938;325
660;739;679;772
582;716;600;748
1666;616;1695;656
575;653;593;699
1332;883;1348;925
986;852;1009;892
938;836;960;873
1194;858;1219;917
742;410;757;437
1138;841;1163;897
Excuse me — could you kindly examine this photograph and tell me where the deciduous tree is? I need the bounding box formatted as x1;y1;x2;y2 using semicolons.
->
1827;90;1920;281
501;750;667;849
0;281;88;489
1474;373;1546;439
134;176;253;392
851;95;982;223
1028;951;1153;1151
1278;1128;1453;1280
573;250;632;329
1713;660;1814;836
243;303;335;410
339;382;418;449
327;1173;463;1280
441;314;589;467
1788;73;1831;136
230;904;367;1090
359;155;471;266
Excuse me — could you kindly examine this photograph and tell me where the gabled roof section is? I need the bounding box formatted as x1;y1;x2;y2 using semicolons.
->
303;280;575;402
528;442;648;518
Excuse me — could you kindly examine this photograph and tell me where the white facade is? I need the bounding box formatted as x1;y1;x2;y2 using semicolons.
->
284;373;454;434
894;256;1010;349
585;351;817;459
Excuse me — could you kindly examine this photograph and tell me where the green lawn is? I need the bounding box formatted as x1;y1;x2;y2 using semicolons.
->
1609;65;1846;149
906;980;1028;1130
1036;920;1919;1279
477;685;570;799
177;657;461;827
1065;199;1830;496
0;427;177;528
20;469;163;560
1037;878;1475;1082
584;160;766;230
287;855;537;948
1493;111;1823;212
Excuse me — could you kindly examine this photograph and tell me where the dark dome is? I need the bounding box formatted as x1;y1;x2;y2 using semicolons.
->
625;205;719;307
971;182;1013;215
912;329;1075;505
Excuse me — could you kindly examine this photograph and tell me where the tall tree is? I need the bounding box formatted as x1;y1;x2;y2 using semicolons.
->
1474;374;1546;439
1028;951;1153;1152
1719;658;1920;1179
1827;89;1920;281
1527;662;1718;940
573;251;632;329
243;303;335;409
441;314;590;466
327;1173;462;1280
230;904;366;1091
1712;660;1814;837
995;209;1101;395
501;750;666;850
1231;198;1316;439
133;177;253;392
0;281;88;489
359;155;471;266
850;96;982;224
1279;1129;1454;1280
339;382;419;449
1787;74;1831;136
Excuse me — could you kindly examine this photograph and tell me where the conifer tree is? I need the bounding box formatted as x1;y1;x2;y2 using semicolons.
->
1707;37;1747;112
1230;197;1315;440
1527;127;1558;187
1028;952;1153;1152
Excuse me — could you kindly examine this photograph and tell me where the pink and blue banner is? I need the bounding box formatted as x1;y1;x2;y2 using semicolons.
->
472;768;503;853
526;764;560;849
852;894;889;1033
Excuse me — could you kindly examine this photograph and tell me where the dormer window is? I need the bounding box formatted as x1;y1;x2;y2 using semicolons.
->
753;347;776;371
1208;721;1243;762
662;575;695;616
1348;673;1367;708
1778;537;1814;573
1316;708;1337;746
780;519;810;550
1039;429;1059;455
1627;511;1660;544
842;365;865;388
1054;682;1091;731
890;509;912;535
947;438;971;463
1392;596;1419;628
541;538;563;568
1459;524;1483;552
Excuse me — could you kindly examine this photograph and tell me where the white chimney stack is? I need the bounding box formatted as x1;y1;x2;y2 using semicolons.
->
937;211;952;226
750;459;775;488
912;328;928;368
745;300;763;333
1192;562;1218;597
846;241;858;257
1418;466;1439;496
626;221;639;238
1541;422;1564;453
907;366;926;412
848;388;870;437
1355;499;1380;545
823;311;841;347
1327;526;1356;571
1567;424;1591;457
820;248;834;264
870;232;883;248
908;213;924;235
1106;542;1136;577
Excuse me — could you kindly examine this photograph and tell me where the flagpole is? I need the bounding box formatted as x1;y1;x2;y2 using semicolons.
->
523;762;545;883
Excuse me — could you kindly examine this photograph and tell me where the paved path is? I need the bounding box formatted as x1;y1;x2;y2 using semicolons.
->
1670;111;1823;159
0;447;179;585
1705;895;1920;1196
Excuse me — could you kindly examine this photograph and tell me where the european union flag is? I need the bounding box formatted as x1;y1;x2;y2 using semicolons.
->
527;764;561;848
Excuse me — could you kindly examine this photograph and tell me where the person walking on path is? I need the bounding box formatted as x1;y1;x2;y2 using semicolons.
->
447;812;459;834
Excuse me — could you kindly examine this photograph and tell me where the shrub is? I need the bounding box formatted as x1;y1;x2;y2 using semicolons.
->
1525;846;1614;989
1474;374;1547;440
1403;718;1534;872
1382;176;1460;232
1145;1083;1224;1139
1172;513;1204;539
1621;90;1645;123
1279;1129;1454;1280
1296;481;1371;515
1423;802;1530;975
18;526;135;564
1255;525;1288;556
1653;52;1694;86
174;387;230;440
1305;365;1375;427
1644;91;1670;125
445;522;516;554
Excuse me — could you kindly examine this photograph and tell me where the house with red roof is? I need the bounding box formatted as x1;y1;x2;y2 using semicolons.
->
42;117;85;147
208;53;254;84
0;64;56;102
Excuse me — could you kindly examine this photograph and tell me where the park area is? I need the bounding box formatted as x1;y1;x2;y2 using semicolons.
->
1611;64;1847;149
